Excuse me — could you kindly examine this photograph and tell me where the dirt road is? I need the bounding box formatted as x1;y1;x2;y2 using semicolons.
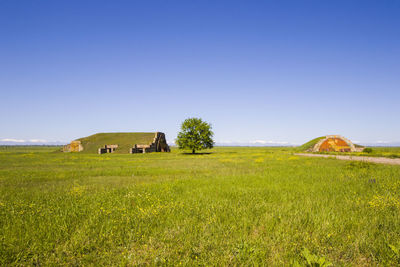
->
295;153;400;166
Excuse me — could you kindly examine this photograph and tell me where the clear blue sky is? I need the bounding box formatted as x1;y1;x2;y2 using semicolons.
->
1;1;399;145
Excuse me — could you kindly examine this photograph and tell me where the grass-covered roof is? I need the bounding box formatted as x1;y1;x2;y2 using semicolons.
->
297;136;325;151
76;132;156;153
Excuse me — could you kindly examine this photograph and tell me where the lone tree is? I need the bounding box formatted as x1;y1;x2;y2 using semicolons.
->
176;117;214;154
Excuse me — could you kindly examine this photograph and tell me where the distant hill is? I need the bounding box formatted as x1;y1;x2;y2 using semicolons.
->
74;132;156;154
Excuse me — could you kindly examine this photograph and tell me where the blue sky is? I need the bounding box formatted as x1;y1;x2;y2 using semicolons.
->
1;1;399;145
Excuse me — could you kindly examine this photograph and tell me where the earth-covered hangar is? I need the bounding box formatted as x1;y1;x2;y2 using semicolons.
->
63;132;170;154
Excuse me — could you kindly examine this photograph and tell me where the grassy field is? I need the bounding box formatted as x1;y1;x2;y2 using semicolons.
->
312;147;400;159
361;147;400;158
1;146;400;265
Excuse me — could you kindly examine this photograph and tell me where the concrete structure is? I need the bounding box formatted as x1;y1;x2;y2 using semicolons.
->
310;135;357;152
98;144;118;154
63;141;83;152
130;132;170;153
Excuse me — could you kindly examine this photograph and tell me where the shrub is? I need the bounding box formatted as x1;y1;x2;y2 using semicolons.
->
363;148;373;153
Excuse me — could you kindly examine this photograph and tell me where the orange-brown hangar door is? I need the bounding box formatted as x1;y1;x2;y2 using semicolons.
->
319;138;351;152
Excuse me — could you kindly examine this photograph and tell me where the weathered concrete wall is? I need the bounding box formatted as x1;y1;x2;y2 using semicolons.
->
98;144;118;154
63;141;83;152
130;132;170;154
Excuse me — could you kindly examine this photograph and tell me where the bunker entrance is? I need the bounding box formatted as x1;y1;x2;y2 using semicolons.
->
98;144;118;154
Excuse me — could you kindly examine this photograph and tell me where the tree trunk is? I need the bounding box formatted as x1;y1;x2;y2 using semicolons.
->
192;149;195;154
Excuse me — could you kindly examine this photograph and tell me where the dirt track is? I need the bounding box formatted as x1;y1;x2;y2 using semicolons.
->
295;153;400;166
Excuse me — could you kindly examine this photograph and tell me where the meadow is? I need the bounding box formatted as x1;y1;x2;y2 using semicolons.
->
311;147;400;159
1;146;400;266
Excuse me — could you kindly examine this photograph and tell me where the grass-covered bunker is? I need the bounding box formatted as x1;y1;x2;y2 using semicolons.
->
300;135;363;152
63;132;170;154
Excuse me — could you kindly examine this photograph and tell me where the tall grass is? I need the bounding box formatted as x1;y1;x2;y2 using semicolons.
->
0;147;399;265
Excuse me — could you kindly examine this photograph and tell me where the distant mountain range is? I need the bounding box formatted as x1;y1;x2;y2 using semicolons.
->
0;140;65;146
212;142;400;147
356;142;400;147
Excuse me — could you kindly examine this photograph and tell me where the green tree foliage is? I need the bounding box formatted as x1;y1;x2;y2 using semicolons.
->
363;147;373;153
176;117;214;154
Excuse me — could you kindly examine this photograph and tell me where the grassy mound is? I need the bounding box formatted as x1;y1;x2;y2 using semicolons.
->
76;132;156;154
297;136;325;151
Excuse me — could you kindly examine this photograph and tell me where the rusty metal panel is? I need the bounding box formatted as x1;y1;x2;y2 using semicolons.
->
319;138;351;152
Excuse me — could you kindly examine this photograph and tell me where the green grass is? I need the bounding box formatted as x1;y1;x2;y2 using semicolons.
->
313;146;400;159
1;146;400;265
75;132;156;153
296;136;324;151
369;147;400;158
